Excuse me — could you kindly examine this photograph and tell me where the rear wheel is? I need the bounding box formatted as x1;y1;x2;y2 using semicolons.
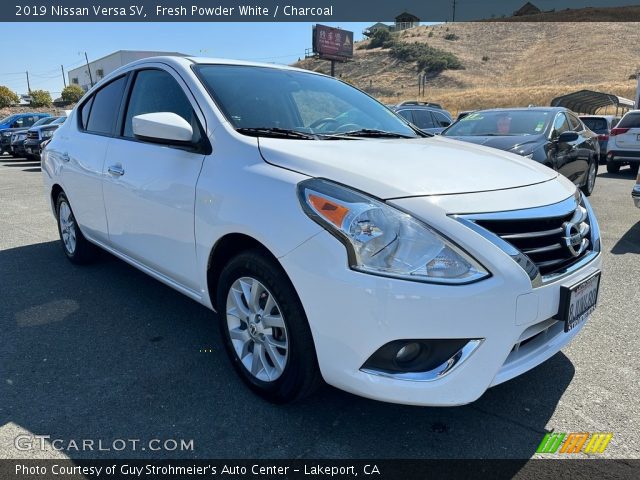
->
581;159;597;196
606;161;620;174
630;164;639;175
55;192;97;264
217;250;322;403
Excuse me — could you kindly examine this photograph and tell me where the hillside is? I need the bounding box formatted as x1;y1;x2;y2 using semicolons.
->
295;22;639;115
492;5;640;22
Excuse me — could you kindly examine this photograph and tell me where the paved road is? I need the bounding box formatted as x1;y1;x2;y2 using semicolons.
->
0;154;638;460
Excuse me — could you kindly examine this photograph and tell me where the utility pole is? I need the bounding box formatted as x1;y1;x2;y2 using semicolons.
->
61;65;67;88
84;52;94;87
25;71;31;94
452;0;457;22
636;70;640;109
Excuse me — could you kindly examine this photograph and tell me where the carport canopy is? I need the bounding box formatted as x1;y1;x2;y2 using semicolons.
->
550;89;635;115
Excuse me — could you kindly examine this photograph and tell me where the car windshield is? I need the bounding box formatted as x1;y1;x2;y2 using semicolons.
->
580;117;608;132
32;117;55;127
443;110;552;137
193;64;419;138
0;115;18;125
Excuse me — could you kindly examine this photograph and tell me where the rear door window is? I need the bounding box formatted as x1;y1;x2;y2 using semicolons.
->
431;111;451;128
396;110;414;124
85;76;127;135
411;110;436;129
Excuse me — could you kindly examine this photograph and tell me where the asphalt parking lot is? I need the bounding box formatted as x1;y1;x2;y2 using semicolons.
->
0;153;638;461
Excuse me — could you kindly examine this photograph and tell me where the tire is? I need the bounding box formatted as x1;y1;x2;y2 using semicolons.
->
55;192;97;264
216;250;322;403
581;159;597;196
630;164;639;176
606;161;620;174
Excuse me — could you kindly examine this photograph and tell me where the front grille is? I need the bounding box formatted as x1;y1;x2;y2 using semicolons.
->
474;202;591;276
27;131;39;139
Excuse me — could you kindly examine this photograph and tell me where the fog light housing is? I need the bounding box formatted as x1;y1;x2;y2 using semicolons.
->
361;339;473;375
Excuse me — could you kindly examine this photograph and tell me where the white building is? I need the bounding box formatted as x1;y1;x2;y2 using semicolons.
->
68;50;188;91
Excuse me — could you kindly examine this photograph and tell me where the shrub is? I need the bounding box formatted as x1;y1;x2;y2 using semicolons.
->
428;31;434;38
0;86;19;108
482;55;490;62
366;28;394;49
444;33;459;41
61;84;85;103
29;89;52;107
389;42;464;75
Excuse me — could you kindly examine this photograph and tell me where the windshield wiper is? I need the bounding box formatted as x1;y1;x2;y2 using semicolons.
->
236;127;317;140
328;128;415;139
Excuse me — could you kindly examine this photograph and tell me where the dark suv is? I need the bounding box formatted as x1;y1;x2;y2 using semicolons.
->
579;115;620;164
391;101;453;134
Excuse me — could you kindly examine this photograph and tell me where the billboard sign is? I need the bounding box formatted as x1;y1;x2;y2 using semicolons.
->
312;25;353;61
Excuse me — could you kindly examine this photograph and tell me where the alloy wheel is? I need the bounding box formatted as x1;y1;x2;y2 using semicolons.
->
59;201;77;255
226;277;289;382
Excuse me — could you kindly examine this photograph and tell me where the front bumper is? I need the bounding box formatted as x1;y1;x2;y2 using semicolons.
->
633;186;640;208
280;228;601;407
23;138;43;157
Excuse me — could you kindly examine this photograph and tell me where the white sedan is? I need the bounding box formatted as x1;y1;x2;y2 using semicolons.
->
42;56;602;406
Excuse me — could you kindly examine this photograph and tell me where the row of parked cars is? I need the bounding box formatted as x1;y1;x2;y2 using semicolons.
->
0;112;66;160
387;101;640;201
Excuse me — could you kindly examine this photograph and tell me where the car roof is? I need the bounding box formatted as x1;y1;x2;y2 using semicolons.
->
474;107;567;113
578;114;619;119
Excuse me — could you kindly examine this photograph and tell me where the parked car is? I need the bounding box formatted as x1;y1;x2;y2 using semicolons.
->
633;172;640;208
391;101;453;134
43;57;602;406
606;110;640;175
579;115;620;164
441;107;600;196
22;116;66;160
0;113;51;154
7;116;58;158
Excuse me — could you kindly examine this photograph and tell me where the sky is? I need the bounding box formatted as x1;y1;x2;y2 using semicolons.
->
0;0;638;96
0;22;374;97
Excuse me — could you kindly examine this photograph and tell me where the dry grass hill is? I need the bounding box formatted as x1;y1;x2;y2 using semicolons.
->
295;22;640;115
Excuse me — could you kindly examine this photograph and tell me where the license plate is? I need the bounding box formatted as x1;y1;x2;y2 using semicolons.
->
25;148;31;153
557;272;601;332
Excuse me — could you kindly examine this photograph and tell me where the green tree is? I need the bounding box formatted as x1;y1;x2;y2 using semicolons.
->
29;89;52;107
61;84;85;103
0;86;20;108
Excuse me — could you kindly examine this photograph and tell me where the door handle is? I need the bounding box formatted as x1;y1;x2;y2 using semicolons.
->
108;165;125;176
61;152;70;162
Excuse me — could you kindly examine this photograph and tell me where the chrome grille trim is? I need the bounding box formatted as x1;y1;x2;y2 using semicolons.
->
452;191;601;288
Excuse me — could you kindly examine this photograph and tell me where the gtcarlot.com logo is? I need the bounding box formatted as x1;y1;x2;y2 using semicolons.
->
537;432;612;454
15;435;194;452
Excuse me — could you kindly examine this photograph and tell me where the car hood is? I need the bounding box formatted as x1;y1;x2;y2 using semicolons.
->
258;135;557;199
443;134;544;153
1;127;29;134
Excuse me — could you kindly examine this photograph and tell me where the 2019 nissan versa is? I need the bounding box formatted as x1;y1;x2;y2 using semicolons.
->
42;57;602;406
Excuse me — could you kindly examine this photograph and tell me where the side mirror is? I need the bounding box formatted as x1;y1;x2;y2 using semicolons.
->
556;131;579;143
132;112;193;144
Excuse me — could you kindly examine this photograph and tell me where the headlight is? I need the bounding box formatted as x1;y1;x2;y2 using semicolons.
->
297;178;489;284
41;130;53;138
2;131;12;137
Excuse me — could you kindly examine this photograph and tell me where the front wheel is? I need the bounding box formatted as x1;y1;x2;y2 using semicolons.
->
216;250;322;403
581;159;597;196
55;192;97;264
